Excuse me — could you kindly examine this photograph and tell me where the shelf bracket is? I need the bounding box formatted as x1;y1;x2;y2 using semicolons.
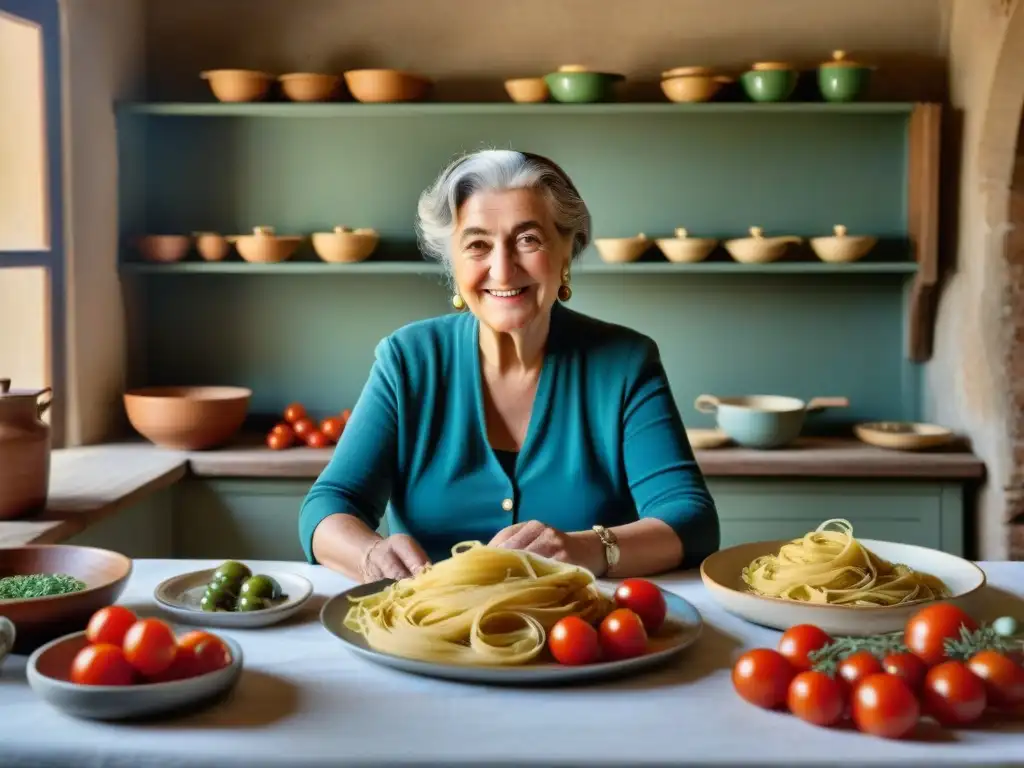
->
906;102;942;362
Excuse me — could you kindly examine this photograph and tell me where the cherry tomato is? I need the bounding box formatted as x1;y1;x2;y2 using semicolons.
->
922;660;987;726
283;403;306;423
904;603;977;667
548;616;601;666
882;652;928;691
266;430;293;450
320;417;344;443
180;630;232;675
340;408;352;425
613;579;667;634
70;643;136;686
292;417;315;439
122;618;178;677
732;648;796;709
966;651;1024;710
787;670;846;727
305;430;329;448
778;624;833;671
270;422;293;439
145;651;199;683
85;605;137;647
851;672;920;739
838;650;884;687
598;608;647;661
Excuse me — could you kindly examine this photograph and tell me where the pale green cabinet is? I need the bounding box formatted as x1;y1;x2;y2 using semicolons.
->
168;478;966;562
709;480;964;556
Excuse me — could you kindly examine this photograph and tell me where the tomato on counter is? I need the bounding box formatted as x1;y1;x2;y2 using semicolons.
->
85;605;137;647
904;603;977;667
320;416;344;443
283;403;306;423
265;404;352;450
837;650;884;688
851;673;920;739
787;670;846;727
732;648;796;709
70;643;136;686
967;649;1024;708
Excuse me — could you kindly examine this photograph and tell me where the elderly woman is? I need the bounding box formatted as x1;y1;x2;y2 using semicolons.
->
298;149;719;583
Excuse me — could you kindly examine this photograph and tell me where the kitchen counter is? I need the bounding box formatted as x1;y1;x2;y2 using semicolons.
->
0;437;985;549
0;558;1021;767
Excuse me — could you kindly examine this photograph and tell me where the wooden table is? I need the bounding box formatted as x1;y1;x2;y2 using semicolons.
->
1;559;1021;766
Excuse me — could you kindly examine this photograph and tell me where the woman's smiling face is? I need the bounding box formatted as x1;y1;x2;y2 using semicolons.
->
451;187;571;334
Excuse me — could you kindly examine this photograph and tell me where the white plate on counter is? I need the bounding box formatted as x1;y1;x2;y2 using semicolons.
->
154;567;313;628
320;579;703;686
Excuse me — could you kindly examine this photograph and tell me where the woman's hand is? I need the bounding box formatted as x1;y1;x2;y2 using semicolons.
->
359;534;431;582
488;520;606;575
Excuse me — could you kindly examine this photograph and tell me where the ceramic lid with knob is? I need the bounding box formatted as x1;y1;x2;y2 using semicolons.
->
820;50;875;69
750;61;795;71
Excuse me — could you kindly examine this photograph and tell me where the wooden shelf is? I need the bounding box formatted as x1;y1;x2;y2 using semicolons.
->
119;260;919;276
115;101;919;118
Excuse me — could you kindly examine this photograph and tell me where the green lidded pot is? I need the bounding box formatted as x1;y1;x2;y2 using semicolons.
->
818;50;874;102
740;61;798;103
544;65;625;104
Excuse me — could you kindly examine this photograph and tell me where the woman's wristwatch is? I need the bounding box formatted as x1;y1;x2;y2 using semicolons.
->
591;525;620;576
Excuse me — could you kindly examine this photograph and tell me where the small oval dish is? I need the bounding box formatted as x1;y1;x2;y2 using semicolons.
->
854;421;957;451
27;630;243;721
200;69;274;103
544;65;625;103
655;227;718;263
660;66;732;103
154;562;313;628
809;224;878;263
278;72;341;102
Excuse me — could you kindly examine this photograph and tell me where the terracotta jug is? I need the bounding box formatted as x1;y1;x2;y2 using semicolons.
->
0;378;53;520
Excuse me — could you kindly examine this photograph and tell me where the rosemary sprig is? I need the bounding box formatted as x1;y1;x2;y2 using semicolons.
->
943;624;1024;661
808;631;907;675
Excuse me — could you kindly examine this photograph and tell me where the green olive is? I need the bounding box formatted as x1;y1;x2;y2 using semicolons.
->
200;592;221;612
240;574;281;601
237;594;268;612
213;560;251;586
205;578;236;602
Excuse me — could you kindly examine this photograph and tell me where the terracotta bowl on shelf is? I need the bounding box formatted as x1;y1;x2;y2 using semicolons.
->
228;226;304;264
594;233;652;263
343;69;431;103
0;545;132;655
311;226;380;263
278;72;342;102
504;77;549;103
199;69;274;102
123;386;252;450
192;232;232;262
135;235;191;264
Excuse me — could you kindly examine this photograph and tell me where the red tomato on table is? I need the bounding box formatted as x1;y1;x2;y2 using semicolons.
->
613;579;667;633
787;670;846;727
904;603;977;667
548;616;600;666
70;643;135;686
851;673;920;739
122;618;178;677
732;648;795;709
598;608;647;660
777;624;832;671
85;605;137;647
923;660;987;726
838;650;884;687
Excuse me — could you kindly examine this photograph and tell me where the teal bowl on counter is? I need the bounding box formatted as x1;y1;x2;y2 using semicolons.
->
694;394;849;449
544;66;625;103
817;50;874;102
740;62;798;103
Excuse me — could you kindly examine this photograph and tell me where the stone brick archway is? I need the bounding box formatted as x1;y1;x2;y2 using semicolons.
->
983;2;1024;557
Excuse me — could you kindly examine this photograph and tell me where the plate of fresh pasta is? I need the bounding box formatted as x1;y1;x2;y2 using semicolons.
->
320;541;703;684
700;518;986;636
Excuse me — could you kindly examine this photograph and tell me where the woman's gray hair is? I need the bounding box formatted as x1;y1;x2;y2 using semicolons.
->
415;149;592;271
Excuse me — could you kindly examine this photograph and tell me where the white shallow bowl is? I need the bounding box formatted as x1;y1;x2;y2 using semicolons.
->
700;538;987;636
27;631;243;721
154;568;313;628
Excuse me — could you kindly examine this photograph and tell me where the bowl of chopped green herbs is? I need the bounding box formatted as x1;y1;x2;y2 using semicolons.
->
0;545;132;654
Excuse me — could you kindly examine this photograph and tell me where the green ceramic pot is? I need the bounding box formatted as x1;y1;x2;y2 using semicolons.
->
818;50;873;103
740;64;797;103
544;67;625;103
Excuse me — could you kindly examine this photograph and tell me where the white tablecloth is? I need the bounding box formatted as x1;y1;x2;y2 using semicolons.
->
1;559;1022;767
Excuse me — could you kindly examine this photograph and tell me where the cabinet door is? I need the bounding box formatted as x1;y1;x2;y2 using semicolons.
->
175;480;389;561
707;479;964;555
